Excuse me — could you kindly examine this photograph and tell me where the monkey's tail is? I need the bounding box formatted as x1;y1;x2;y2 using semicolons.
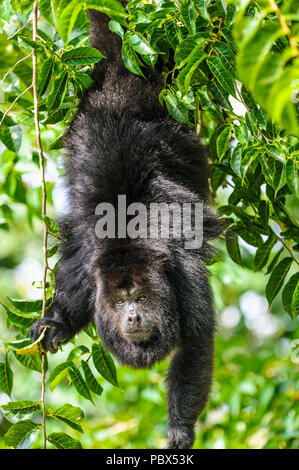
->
88;1;127;61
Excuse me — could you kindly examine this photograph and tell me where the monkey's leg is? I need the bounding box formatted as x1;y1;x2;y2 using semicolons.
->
30;252;93;353
165;338;214;449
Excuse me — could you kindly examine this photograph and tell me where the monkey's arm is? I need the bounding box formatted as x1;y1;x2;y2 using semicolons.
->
30;245;94;353
166;256;214;449
166;337;213;449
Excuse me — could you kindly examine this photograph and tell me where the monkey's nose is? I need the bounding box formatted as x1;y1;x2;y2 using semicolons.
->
128;312;141;326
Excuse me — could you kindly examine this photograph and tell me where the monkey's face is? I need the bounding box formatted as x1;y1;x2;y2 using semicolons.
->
95;262;180;368
112;288;157;343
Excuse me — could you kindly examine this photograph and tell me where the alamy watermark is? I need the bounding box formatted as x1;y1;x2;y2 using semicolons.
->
95;195;204;249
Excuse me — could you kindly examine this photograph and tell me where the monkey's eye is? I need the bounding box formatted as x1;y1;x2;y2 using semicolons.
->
137;295;147;303
115;298;125;305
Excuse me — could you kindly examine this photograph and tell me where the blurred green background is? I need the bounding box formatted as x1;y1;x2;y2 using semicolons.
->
0;2;299;450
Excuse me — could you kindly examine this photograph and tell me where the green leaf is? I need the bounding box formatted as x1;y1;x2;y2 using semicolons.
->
258;200;269;228
4;420;40;449
57;0;83;44
48;432;83;449
286;158;299;197
164;19;180;49
6;297;43;313
181;0;196;34
212;41;235;78
39;0;56;26
81;360;103;396
177;44;207;91
273;160;286;197
254;235;276;271
67;345;89;362
0;127;17;153
174;35;207;69
92;342;119;388
230;144;242;177
259;153;274;185
48;404;84;433
163;93;189;124
266;257;293;305
48;133;65;150
0;353;13;396
225;229;242;266
13;350;43;373
266;247;283;274
2;305;38;329
18;35;44;52
127;32;157;56
0;112;17;128
240;149;258;181
47;71;68;111
43;215;59;236
61;47;104;65
208;80;232;111
73;73;94;94
49;361;73;391
216;126;231;161
38;57;54;97
196;0;211;23
121;38;144;77
46;243;60;258
68;365;94;403
1;401;40;423
282;273;299;318
237;22;283;91
207;56;236;98
108;20;124;39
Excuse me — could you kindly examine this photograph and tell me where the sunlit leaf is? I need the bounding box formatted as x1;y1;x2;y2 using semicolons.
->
266;257;293;305
48;432;83;449
92;342;119;388
4;420;40;449
0;353;13;396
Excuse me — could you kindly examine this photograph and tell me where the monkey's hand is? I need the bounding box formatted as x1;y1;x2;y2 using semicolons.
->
30;318;71;354
165;426;194;449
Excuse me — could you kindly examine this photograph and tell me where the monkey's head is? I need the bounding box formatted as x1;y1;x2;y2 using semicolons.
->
94;246;180;368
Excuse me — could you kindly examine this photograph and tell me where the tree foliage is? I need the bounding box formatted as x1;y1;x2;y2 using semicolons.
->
0;0;298;449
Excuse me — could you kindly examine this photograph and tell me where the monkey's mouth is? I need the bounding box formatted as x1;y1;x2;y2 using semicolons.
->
124;328;152;341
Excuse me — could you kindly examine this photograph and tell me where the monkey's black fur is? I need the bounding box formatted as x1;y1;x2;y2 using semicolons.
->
30;5;222;449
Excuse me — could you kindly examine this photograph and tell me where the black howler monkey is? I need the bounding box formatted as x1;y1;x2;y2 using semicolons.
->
30;2;222;449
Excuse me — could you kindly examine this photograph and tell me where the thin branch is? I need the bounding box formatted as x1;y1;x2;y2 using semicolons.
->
270;216;299;266
8;19;32;39
277;234;299;266
32;0;48;450
268;0;298;56
0;84;32;128
41;353;47;448
2;53;33;83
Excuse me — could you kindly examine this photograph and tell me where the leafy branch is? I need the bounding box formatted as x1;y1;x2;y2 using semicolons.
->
32;0;48;449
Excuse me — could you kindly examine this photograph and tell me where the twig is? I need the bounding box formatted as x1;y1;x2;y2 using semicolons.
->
268;0;298;56
270;216;299;266
0;84;32;128
32;0;48;450
8;19;33;39
2;53;33;83
277;234;299;266
41;354;47;448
